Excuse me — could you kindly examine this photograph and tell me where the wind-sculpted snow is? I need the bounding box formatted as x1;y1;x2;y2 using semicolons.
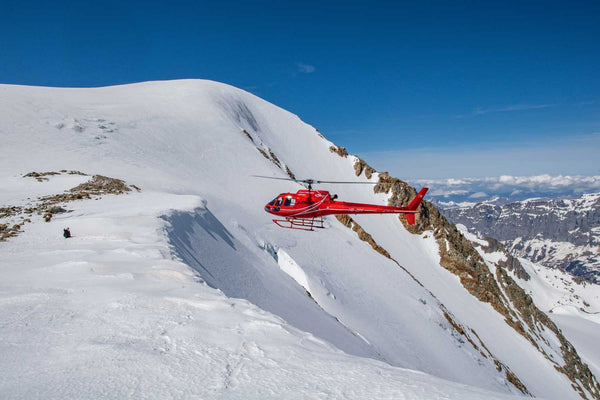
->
164;206;378;361
0;79;598;399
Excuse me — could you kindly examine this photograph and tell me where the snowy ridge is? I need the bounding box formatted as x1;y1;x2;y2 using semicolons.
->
0;80;598;399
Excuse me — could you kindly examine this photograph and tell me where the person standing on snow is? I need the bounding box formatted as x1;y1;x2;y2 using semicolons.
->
63;227;71;238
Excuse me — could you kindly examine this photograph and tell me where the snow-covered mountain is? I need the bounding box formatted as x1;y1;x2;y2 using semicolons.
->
1;80;599;399
442;194;600;283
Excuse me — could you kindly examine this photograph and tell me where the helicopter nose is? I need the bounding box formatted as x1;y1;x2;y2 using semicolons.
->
264;205;271;213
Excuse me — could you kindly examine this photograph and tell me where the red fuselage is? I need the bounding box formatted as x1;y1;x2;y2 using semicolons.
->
263;189;424;219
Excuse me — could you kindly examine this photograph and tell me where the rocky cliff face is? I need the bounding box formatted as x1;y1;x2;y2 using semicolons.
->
442;194;600;283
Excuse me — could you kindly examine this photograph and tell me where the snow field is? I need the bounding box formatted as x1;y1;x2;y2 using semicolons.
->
0;189;526;400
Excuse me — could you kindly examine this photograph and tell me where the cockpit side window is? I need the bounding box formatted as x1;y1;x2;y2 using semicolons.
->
275;197;283;206
283;197;292;206
289;198;296;206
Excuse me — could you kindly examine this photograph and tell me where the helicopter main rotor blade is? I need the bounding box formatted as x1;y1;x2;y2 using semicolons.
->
251;175;298;182
313;180;388;185
251;175;392;185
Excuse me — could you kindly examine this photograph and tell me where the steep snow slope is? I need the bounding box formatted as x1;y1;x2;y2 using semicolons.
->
0;80;597;399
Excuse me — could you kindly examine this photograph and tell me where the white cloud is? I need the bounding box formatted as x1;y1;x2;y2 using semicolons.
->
410;174;600;202
296;63;316;74
469;191;488;198
429;188;470;197
473;104;554;116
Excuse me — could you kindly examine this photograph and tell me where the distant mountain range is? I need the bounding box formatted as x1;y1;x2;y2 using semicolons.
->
442;193;600;283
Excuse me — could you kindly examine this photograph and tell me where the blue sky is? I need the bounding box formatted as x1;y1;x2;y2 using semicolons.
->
1;0;598;179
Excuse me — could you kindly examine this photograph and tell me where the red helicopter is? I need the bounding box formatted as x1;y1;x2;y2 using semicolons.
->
254;176;429;231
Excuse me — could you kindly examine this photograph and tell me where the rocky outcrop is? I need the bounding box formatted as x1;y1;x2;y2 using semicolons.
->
353;158;376;179
481;237;531;281
69;175;132;195
23;171;60;182
255;146;295;180
329;145;348;158
1;172;138;241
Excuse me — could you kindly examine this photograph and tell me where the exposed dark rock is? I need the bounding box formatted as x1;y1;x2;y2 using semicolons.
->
482;237;531;280
242;129;255;143
70;175;131;195
329;145;348;158
23;171;60;178
268;150;282;168
0;206;23;219
0;223;22;241
285;166;296;180
23;171;61;182
353;158;375;179
256;147;270;160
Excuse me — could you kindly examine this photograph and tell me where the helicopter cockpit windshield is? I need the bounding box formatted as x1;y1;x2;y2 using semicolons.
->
275;197;284;206
268;196;282;206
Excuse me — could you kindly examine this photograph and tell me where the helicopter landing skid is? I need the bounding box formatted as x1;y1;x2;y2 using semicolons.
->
272;217;324;231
